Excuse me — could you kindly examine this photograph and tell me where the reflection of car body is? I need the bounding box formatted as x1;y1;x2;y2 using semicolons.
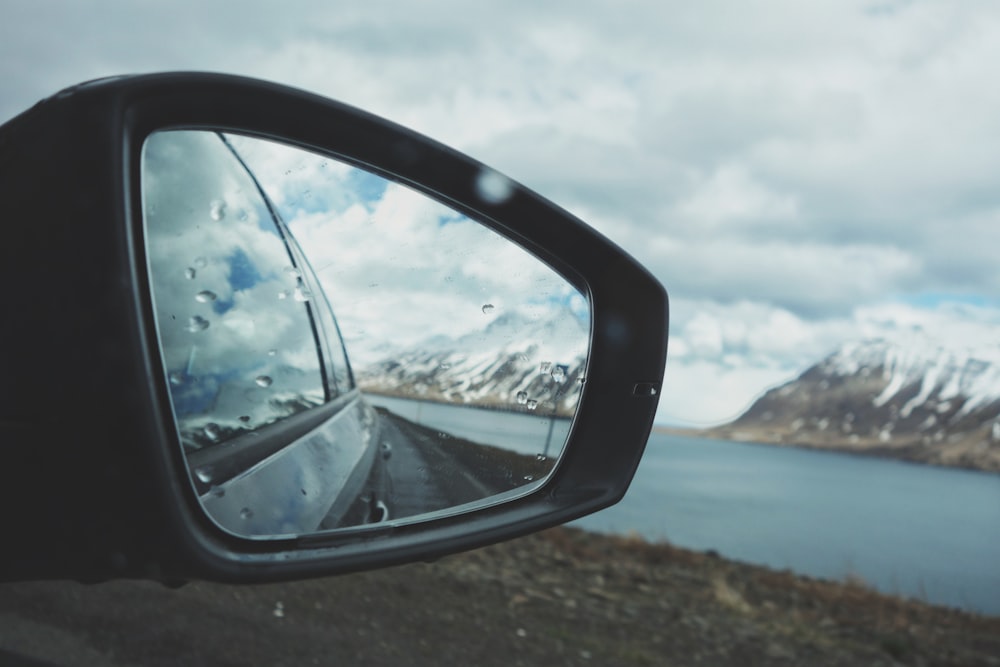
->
144;131;390;535
189;393;388;534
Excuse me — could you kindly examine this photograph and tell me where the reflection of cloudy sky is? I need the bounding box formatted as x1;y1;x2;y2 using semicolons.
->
143;131;328;436
227;134;588;366
6;1;1000;424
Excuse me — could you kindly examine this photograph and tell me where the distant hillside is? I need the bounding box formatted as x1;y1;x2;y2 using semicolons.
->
706;337;1000;473
356;307;588;417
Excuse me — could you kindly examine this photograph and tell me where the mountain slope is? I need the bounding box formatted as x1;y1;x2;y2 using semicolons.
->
356;307;588;417
707;338;1000;473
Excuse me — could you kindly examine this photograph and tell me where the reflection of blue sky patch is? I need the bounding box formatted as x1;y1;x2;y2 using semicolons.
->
437;211;468;227
254;203;280;233
347;169;388;210
227;247;265;291
277;168;389;219
169;367;250;417
212;297;235;316
169;372;221;416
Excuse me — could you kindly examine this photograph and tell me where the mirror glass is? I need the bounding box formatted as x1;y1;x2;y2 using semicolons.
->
141;130;590;538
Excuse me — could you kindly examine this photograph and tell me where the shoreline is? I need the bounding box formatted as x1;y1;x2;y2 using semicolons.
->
652;425;1000;475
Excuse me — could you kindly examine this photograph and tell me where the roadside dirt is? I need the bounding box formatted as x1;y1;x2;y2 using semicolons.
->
1;527;998;666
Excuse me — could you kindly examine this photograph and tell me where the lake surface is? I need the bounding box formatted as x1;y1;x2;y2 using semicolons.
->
575;432;1000;616
369;396;1000;615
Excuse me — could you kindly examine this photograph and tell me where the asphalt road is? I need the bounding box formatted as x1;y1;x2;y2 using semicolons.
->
376;412;498;521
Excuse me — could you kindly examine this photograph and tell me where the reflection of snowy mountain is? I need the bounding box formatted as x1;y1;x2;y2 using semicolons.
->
709;337;1000;473
356;308;588;417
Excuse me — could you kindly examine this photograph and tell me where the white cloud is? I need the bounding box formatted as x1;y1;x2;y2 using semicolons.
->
674;164;799;228
228;135;589;368
657;359;794;427
660;297;1000;425
6;0;1000;425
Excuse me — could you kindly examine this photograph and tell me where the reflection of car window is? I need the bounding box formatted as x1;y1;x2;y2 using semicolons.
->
143;131;328;450
283;229;354;394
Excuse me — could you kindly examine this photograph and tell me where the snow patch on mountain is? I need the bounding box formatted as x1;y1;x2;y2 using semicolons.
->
709;332;1000;473
823;337;1000;421
356;306;589;416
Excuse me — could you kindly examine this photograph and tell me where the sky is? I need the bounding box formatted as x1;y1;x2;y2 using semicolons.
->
222;133;589;363
4;0;1000;425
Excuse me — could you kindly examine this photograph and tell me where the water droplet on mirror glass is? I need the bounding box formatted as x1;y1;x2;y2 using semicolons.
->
482;304;495;314
267;349;277;356
195;290;217;303
238;415;251;423
194;466;213;483
194;257;208;269
523;475;534;482
536;454;547;462
237;209;249;221
293;286;312;302
439;362;452;370
552;366;566;383
539;361;552;374
209;200;226;221
284;266;301;279
168;371;185;385
209;485;225;498
277;290;290;300
527;399;538;411
255;375;273;388
203;423;221;441
578;375;587;384
240;507;254;520
184;267;196;280
187;315;210;332
516;391;528;405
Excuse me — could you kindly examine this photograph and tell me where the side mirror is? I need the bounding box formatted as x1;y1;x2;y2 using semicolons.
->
143;129;589;537
0;73;668;584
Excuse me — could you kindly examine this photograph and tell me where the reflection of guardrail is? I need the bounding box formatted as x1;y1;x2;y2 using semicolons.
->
358;387;578;419
365;394;574;460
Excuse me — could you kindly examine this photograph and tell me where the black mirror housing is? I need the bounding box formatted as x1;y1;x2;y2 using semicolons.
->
0;73;668;584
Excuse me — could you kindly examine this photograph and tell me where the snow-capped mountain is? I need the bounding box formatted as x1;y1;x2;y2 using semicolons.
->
709;337;1000;472
355;307;589;417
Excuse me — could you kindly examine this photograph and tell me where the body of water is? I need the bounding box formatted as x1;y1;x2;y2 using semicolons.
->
368;396;1000;615
575;432;1000;616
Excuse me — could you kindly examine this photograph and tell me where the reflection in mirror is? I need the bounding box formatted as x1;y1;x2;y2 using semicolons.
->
142;131;590;539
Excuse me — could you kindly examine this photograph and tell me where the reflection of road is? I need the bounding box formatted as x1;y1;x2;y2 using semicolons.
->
377;412;497;521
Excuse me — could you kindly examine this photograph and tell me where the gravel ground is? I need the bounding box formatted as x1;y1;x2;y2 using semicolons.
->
1;527;998;666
